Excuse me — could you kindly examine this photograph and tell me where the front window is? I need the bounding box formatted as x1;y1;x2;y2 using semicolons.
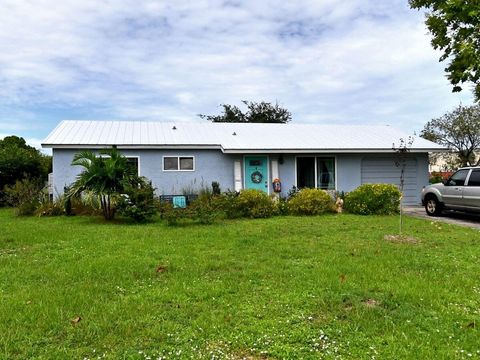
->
126;157;139;175
446;169;469;186
317;157;335;190
296;157;315;188
163;156;195;171
296;156;335;190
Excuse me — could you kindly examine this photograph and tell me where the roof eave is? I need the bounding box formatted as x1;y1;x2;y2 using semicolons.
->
42;144;446;153
41;144;224;150
221;148;445;154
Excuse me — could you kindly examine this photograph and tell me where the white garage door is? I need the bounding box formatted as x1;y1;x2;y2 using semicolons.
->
361;158;419;205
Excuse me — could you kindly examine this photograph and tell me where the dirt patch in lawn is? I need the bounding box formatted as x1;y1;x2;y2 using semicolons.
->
362;299;380;308
156;265;167;273
383;234;418;244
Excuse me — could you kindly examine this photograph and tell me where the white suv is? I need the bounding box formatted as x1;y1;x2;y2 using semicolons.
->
421;167;480;216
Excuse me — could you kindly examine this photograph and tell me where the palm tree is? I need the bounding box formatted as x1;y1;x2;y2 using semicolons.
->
67;147;136;220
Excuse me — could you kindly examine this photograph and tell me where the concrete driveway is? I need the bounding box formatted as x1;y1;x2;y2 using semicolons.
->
404;206;480;230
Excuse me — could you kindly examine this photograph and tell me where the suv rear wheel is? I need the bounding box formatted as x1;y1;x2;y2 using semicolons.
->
425;195;442;216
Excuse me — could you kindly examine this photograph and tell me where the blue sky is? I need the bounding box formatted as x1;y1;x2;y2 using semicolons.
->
0;0;474;149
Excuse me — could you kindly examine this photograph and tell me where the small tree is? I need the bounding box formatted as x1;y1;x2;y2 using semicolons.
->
393;136;414;236
67;148;136;220
117;178;157;222
421;104;480;167
199;100;291;123
428;152;458;172
0;135;51;205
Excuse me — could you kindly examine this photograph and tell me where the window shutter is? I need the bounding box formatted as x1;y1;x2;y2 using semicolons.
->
234;160;242;191
271;159;279;180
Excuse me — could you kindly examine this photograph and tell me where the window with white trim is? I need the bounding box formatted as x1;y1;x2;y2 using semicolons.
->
163;156;195;171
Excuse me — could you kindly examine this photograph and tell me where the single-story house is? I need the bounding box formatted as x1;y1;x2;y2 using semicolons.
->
42;120;443;204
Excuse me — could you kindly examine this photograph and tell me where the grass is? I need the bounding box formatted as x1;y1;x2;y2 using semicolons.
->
0;209;479;359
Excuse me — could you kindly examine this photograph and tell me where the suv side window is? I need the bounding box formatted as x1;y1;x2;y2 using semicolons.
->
467;169;480;186
446;169;470;186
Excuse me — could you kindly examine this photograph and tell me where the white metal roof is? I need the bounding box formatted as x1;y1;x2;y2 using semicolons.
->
42;120;444;153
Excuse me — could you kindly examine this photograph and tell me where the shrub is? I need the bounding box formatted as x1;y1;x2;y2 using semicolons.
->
287;188;335;215
190;193;221;224
212;191;242;219
344;183;401;215
35;196;65;217
235;189;276;218
275;197;289;216
68;191;102;216
3;178;44;216
160;202;187;226
117;178;157;222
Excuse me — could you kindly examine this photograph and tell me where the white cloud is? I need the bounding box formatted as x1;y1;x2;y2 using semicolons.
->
0;0;474;141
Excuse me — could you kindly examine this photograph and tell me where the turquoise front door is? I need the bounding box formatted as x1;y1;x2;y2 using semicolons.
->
244;156;268;193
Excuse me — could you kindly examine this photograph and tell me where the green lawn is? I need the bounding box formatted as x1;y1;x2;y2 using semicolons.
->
0;209;479;359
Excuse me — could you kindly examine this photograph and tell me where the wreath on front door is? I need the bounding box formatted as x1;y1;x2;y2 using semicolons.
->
251;171;263;184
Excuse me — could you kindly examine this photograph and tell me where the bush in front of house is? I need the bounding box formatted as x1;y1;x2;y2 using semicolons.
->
34;196;65;217
117;178;158;223
159;199;215;226
159;202;187;226
160;189;276;224
343;183;401;215
3;178;45;216
189;192;222;224
211;191;243;219
68;191;103;216
275;197;289;216
287;188;335;215
235;189;276;218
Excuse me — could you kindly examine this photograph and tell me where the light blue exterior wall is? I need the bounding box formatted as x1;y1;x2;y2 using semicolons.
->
52;149;239;196
52;149;429;204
